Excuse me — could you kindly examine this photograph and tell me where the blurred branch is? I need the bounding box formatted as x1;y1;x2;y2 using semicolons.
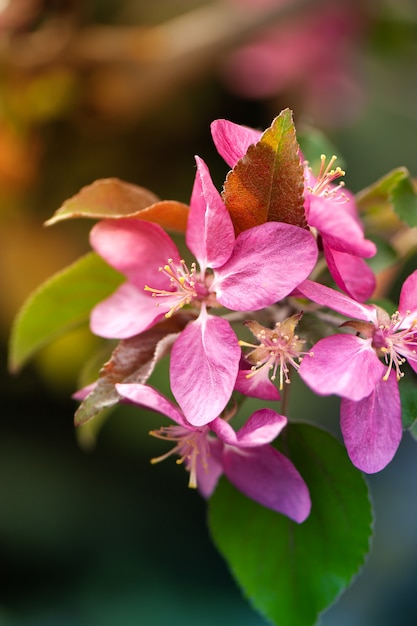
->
5;0;323;68
0;0;326;120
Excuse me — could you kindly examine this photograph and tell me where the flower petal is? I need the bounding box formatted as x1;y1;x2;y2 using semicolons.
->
116;382;189;427
196;438;224;498
323;246;376;303
234;363;280;401
399;269;417;320
296;279;376;322
210;119;262;168
340;372;402;473
308;195;376;257
214;222;317;310
299;334;385;401
90;219;180;289
222;445;311;522
90;282;168;338
170;309;240;426
211;409;286;447
186;157;235;270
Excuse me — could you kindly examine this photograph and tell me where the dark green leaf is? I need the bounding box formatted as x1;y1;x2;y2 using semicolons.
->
400;371;417;430
208;423;373;626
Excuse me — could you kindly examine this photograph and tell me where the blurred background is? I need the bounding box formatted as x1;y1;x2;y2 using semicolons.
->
1;0;417;624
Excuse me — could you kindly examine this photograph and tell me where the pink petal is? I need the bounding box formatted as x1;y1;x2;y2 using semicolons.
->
399;269;417;320
90;219;180;289
196;438;224;498
340;372;402;473
186;157;235;270
211;409;286;447
73;383;96;401
210;119;262;168
115;383;189;427
214;222;317;310
324;246;376;303
296;279;376;322
222;445;311;522
308;195;376;257
170;309;240;426
234;364;280;401
299;334;385;401
90;282;167;339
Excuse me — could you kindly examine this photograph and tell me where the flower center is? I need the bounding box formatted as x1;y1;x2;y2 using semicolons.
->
149;424;210;489
144;258;200;317
239;314;313;390
373;310;417;381
306;154;348;203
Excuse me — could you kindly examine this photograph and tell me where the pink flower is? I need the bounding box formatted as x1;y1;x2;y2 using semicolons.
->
211;118;376;301
303;155;376;301
296;274;417;473
235;314;311;400
221;1;366;127
89;156;317;427
116;382;311;523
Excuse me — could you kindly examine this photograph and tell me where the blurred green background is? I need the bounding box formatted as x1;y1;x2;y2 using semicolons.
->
1;0;417;624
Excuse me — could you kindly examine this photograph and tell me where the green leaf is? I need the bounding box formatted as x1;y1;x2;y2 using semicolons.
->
366;235;399;273
399;371;417;430
208;423;373;626
391;174;417;227
298;127;346;173
9;252;123;373
223;108;306;233
356;167;417;231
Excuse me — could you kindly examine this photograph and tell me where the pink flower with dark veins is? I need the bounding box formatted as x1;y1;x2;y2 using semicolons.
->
89;156;317;427
296;273;417;473
116;382;311;523
211;118;376;301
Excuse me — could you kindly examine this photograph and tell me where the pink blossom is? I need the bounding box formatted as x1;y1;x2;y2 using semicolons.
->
297;274;417;472
221;1;366;127
89;156;317;427
235;314;311;399
211;118;376;301
116;383;311;523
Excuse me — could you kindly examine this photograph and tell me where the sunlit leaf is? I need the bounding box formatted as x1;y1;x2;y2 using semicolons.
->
9;252;123;373
209;423;372;626
45;178;189;232
223;109;306;233
391;174;417;227
356;167;417;231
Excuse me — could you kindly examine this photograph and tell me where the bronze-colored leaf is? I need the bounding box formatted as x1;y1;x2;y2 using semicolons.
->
223;109;306;233
74;315;191;426
45;178;189;232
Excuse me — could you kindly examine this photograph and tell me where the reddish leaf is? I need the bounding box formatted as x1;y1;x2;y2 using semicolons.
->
74;315;191;426
223;109;306;233
45;178;189;232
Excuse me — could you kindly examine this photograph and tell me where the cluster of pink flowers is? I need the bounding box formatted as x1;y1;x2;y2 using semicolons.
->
81;116;416;523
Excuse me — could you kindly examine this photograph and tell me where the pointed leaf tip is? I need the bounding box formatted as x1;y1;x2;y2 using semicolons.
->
223;109;306;233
